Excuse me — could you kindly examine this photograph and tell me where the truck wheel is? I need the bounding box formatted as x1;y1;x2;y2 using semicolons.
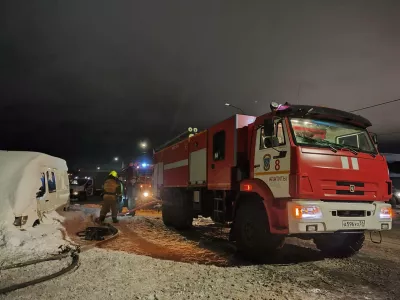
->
171;189;193;230
313;233;365;258
234;199;284;262
161;189;174;226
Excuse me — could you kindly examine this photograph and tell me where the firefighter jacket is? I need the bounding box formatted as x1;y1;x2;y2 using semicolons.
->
102;176;122;201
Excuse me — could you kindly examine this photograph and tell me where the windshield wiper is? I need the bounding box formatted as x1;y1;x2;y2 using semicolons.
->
320;141;358;155
299;137;359;154
297;135;378;157
298;136;338;153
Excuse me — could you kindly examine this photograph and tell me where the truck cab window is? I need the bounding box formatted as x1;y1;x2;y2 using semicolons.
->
337;134;358;148
260;120;285;149
213;130;226;161
37;172;46;198
47;171;57;193
276;121;285;145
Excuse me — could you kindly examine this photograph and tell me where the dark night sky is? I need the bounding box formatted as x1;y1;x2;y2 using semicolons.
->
1;0;400;169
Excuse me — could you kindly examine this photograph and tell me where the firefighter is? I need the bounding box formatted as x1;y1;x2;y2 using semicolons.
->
126;162;138;215
99;170;122;224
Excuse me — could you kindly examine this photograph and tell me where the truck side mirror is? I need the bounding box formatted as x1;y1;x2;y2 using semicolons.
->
263;119;275;136
264;136;279;148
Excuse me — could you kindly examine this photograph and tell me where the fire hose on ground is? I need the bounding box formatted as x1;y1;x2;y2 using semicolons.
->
0;245;80;295
0;200;160;295
105;198;162;218
0;223;120;295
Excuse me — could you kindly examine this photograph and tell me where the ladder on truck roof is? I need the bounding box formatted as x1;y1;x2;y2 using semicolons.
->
154;127;199;153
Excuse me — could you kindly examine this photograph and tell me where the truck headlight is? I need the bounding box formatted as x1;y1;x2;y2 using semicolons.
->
380;207;393;219
395;191;400;198
143;192;149;197
293;205;322;220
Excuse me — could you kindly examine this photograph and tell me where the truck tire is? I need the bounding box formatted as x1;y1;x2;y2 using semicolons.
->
171;188;193;230
234;199;284;262
161;189;174;226
313;233;365;258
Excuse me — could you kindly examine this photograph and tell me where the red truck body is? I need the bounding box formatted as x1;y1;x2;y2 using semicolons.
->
153;103;392;260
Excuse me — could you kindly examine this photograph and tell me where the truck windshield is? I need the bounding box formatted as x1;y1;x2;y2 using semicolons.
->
289;118;376;154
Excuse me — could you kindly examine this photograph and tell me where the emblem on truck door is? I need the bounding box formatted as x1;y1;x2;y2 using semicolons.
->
349;185;355;193
263;154;272;171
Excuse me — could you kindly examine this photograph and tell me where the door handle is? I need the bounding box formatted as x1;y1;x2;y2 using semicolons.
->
45;200;49;202
254;164;260;168
211;164;215;169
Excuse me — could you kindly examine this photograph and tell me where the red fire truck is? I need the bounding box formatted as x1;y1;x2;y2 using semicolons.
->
137;163;153;199
153;102;393;260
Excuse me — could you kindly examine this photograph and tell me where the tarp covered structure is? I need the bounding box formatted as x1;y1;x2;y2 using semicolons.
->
0;151;68;226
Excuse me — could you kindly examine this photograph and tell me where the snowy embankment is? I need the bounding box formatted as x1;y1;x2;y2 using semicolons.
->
0;211;69;265
0;151;70;264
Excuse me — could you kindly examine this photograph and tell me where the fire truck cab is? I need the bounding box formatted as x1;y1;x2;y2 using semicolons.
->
154;103;392;260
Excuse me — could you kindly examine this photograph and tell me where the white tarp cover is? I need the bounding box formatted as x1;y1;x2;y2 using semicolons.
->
0;151;68;226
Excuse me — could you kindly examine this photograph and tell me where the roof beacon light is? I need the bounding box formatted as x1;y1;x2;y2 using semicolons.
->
270;102;291;112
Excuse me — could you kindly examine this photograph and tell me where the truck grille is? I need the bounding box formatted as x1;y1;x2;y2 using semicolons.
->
335;210;367;217
336;190;364;195
321;180;377;198
336;181;365;196
337;181;364;187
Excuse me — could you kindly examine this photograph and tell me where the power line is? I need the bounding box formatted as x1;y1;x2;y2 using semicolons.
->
349;98;400;112
377;131;400;137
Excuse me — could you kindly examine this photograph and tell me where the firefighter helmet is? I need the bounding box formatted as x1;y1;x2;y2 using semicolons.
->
109;170;118;178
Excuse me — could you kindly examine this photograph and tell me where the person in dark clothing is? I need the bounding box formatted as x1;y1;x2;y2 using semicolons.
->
99;170;122;224
126;162;138;213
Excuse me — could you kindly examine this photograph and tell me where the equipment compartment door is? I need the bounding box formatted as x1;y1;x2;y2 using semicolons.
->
253;119;291;198
207;116;236;190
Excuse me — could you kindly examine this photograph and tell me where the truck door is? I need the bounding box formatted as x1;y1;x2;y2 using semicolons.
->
86;179;94;196
253;118;291;198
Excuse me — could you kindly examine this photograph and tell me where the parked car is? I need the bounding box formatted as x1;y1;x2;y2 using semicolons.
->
70;178;94;201
390;185;400;207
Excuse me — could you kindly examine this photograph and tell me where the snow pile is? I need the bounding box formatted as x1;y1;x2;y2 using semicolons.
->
0;151;69;264
0;211;69;265
0;151;68;227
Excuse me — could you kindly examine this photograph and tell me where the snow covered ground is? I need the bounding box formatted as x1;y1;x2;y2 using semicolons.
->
1;205;400;300
1;245;397;300
0;211;69;265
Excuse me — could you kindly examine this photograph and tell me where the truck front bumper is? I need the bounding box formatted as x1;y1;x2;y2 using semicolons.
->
287;200;393;234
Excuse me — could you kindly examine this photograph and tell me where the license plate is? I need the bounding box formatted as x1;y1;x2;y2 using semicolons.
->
342;220;365;228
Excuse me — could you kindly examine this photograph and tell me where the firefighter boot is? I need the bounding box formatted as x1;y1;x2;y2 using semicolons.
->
98;215;106;225
112;217;119;223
